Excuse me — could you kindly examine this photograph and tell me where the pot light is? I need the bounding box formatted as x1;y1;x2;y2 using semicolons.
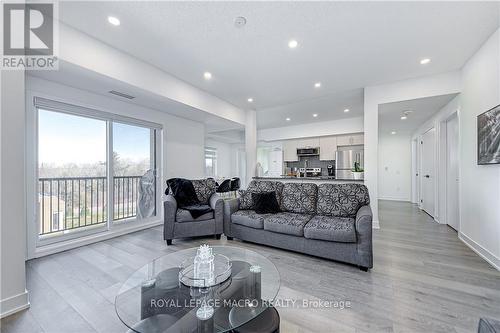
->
203;72;212;80
344;108;350;113
314;82;321;88
391;131;397;135
288;40;298;49
247;98;253;103
420;58;431;65
286;117;291;121
313;114;318;118
401;116;407;120
107;16;120;26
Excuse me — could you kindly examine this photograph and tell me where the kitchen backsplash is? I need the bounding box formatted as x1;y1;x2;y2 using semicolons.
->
285;156;335;175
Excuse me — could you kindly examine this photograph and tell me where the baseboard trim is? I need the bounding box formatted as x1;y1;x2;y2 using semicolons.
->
378;197;411;202
459;232;500;271
372;220;380;229
0;290;30;319
32;221;163;259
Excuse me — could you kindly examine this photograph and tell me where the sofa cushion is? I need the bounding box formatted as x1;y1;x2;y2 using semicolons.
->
191;178;217;205
232;210;269;229
304;215;357;243
317;183;370;217
263;212;313;236
280;183;318;214
176;209;214;222
247;180;285;205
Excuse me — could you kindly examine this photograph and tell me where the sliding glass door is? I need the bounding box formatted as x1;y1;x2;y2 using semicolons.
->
113;122;157;222
35;98;161;244
38;109;108;236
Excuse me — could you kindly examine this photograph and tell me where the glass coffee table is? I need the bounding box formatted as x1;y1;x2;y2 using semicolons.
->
115;246;281;333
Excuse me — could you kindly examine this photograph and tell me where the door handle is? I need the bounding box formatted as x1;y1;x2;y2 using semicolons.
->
424;175;430;178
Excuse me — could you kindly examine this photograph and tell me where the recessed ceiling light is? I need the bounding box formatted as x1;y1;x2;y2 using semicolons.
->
391;131;397;135
203;72;212;80
401;116;407;120
107;16;120;26
247;98;253;103
313;114;318;117
286;117;291;121
420;58;431;65
344;108;350;113
288;40;298;49
314;82;321;88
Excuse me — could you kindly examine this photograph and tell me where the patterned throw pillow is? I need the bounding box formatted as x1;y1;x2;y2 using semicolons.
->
280;183;318;214
317;184;370;217
191;178;217;205
238;190;255;210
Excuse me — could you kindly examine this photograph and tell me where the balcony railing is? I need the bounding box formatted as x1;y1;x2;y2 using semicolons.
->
38;175;142;236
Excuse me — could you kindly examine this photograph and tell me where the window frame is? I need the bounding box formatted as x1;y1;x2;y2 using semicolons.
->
27;94;163;257
204;146;217;177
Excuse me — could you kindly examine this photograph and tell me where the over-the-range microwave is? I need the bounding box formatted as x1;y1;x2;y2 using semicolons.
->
296;147;320;156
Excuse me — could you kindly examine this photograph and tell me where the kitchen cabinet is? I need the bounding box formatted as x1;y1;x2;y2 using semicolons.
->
296;137;320;149
319;136;337;161
283;140;299;162
337;134;364;146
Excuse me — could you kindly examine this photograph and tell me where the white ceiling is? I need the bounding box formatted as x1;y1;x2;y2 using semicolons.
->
379;93;459;136
31;61;243;133
257;88;363;129
57;1;499;129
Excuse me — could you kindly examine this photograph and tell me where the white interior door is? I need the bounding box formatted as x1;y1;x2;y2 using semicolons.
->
421;128;436;217
446;115;460;230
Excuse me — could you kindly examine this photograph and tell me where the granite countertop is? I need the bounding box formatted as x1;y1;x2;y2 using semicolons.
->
252;176;364;182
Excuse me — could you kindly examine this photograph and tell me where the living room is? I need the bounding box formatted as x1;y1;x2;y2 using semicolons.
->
1;1;500;332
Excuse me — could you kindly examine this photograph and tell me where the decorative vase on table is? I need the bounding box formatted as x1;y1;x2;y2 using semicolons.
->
193;244;215;287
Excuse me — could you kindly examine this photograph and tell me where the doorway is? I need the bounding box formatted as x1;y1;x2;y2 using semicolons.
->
421;127;436;217
446;114;460;230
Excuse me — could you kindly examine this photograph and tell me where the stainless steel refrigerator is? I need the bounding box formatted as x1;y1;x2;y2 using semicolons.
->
335;150;364;179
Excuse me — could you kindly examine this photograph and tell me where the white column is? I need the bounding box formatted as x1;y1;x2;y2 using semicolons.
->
245;110;257;187
0;70;30;317
363;93;380;228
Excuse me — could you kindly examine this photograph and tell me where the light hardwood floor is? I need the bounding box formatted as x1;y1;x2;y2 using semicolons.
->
2;200;500;333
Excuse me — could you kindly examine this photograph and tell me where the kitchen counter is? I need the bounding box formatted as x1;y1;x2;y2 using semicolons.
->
252;176;364;182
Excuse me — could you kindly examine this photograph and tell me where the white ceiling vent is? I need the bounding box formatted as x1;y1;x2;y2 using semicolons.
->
109;90;135;99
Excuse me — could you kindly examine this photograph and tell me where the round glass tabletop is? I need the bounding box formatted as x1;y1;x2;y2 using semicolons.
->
115;246;281;333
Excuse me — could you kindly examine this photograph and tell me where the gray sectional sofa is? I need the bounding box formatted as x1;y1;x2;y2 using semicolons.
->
223;180;373;270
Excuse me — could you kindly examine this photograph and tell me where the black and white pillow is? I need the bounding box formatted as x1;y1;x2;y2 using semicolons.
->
238;190;255;210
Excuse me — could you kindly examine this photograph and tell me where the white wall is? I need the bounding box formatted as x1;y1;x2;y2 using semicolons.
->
258;116;363;142
378;134;412;201
205;139;233;178
1;71;30;318
412;95;461;223
364;71;461;226
27;76;205;180
458;28;500;269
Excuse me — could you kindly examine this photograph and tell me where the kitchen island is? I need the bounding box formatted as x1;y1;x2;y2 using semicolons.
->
252;176;364;183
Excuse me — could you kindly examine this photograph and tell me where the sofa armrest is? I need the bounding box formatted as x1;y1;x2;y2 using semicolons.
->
355;205;373;269
210;193;224;234
163;195;177;241
223;198;239;236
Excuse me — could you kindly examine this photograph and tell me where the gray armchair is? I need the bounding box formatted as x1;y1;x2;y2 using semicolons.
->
163;178;223;245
